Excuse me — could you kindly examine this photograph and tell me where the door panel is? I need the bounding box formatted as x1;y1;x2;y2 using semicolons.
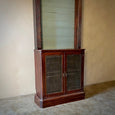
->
66;53;82;92
44;53;64;96
43;50;84;97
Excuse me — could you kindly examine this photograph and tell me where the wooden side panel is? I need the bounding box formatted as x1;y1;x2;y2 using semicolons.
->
33;0;42;49
81;50;85;90
74;0;82;49
65;49;85;94
43;92;85;108
34;50;43;99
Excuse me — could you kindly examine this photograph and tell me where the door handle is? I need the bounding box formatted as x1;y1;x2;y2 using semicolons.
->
63;72;67;77
63;73;65;77
65;73;67;77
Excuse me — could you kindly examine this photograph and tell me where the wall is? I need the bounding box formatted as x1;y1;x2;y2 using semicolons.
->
0;0;115;99
82;0;115;85
0;0;35;99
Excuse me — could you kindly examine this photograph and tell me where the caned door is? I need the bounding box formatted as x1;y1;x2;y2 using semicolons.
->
43;52;64;97
65;51;84;93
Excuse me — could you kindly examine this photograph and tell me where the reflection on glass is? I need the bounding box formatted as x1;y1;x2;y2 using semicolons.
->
42;0;75;49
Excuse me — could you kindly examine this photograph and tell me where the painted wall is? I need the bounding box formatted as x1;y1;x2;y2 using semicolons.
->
82;0;115;85
0;0;115;99
0;0;35;99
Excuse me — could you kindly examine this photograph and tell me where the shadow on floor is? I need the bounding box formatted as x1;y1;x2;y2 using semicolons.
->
85;81;115;98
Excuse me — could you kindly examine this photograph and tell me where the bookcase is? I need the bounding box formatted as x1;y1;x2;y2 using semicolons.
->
33;0;85;108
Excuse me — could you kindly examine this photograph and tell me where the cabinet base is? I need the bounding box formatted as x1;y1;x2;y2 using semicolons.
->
35;92;85;108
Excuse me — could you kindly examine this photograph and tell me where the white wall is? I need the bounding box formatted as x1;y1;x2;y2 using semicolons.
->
0;0;35;99
0;0;115;99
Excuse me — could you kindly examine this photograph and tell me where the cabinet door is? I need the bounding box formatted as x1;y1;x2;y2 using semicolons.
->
43;52;64;97
65;51;84;93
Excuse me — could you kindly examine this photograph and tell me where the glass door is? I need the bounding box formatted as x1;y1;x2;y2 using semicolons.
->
43;52;64;97
65;51;82;93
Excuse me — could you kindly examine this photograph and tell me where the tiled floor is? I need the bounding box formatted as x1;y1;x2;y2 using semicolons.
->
0;81;115;115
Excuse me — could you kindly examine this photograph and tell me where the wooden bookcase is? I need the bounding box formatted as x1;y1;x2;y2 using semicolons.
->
33;0;85;108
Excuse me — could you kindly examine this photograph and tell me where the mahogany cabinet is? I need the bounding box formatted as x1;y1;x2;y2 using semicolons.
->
34;49;85;108
33;0;85;108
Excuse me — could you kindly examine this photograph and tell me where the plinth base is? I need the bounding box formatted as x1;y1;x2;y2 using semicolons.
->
35;92;85;108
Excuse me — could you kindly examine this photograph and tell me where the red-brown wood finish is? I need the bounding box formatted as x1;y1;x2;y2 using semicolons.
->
74;0;82;49
35;91;85;108
34;49;85;108
42;52;65;98
78;0;82;49
33;0;42;49
34;50;43;99
33;0;85;108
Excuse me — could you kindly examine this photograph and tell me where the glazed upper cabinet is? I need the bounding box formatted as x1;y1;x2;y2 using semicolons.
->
33;0;82;50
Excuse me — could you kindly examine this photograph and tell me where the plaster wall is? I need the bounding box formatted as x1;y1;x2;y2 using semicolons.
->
0;0;115;98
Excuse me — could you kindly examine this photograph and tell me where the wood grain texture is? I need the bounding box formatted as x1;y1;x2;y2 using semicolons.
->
34;49;85;108
35;91;85;108
33;0;42;49
34;0;85;108
74;0;82;49
34;50;43;99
